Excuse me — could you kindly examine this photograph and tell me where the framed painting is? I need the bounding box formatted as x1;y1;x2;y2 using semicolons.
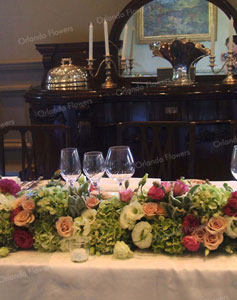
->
136;0;217;43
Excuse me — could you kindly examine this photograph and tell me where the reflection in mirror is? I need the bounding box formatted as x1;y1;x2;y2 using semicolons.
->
120;0;236;77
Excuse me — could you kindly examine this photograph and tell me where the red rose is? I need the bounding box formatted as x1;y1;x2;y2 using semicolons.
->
231;191;237;199
182;215;200;235
0;179;21;196
10;207;23;222
147;186;165;201
13;229;34;249
182;236;200;252
223;198;237;217
173;180;189;196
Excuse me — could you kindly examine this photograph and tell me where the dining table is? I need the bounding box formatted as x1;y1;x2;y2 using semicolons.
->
0;178;236;300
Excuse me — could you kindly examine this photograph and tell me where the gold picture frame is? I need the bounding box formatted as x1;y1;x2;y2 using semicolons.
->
136;1;217;43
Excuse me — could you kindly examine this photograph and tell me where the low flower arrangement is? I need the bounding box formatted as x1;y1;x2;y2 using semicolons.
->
0;175;236;259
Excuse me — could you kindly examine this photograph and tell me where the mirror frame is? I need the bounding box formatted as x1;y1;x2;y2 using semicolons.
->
109;0;237;42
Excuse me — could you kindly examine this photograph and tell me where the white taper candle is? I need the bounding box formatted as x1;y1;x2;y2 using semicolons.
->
122;24;128;60
210;23;215;56
229;17;234;52
89;22;93;60
104;19;110;56
130;27;135;59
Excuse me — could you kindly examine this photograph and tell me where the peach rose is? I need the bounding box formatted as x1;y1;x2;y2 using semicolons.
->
21;199;35;212
86;196;100;209
14;210;35;227
192;225;206;243
56;216;73;237
157;203;166;216
143;202;158;217
206;216;227;234
15;195;28;208
203;231;224;250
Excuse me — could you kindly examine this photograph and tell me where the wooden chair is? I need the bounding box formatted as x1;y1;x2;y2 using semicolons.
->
0;124;71;180
116;120;234;180
116;121;196;180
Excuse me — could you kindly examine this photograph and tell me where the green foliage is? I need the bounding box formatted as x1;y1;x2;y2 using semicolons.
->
190;184;231;220
33;186;69;222
68;184;89;218
89;198;130;255
33;220;61;252
151;216;185;255
0;211;15;250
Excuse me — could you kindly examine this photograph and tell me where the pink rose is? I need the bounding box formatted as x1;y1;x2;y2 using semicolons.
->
147;186;165;201
143;202;158;217
182;236;200;252
86;196;100;209
119;189;133;203
173;180;189;196
161;182;173;194
56;216;73;237
203;231;224;250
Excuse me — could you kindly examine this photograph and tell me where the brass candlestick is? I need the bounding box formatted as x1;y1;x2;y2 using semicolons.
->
119;55;127;76
101;55;117;89
209;52;237;84
128;58;134;75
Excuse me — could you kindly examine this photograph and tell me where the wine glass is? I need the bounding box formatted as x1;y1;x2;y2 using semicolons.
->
83;151;105;190
231;145;237;179
105;146;135;191
60;148;81;186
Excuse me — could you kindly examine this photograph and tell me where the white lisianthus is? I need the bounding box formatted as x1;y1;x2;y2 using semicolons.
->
120;208;136;230
113;241;133;259
73;217;90;236
81;209;97;225
132;221;153;249
0;194;17;211
125;201;144;221
225;216;237;239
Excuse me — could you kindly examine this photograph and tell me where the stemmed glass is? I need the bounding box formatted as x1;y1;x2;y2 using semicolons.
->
231;145;237;179
105;146;135;191
60;148;81;186
83;151;105;190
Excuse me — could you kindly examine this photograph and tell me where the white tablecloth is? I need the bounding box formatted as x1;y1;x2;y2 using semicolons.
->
0;179;237;300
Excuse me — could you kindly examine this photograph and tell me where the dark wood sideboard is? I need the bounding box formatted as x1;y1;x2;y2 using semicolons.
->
25;42;237;180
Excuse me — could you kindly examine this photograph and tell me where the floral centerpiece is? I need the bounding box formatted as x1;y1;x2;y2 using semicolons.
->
0;175;236;259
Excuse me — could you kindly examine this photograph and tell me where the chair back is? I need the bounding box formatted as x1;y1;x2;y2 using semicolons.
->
0;124;71;180
117;121;195;180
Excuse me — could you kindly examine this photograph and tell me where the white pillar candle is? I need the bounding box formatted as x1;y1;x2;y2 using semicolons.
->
229;17;234;52
104;19;110;56
210;23;215;56
122;24;128;60
89;22;93;60
130;27;135;59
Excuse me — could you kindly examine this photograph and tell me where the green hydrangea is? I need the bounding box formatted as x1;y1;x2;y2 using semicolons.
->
89;197;130;255
0;211;15;249
33;186;69;222
0;247;9;257
151;216;185;255
33;220;61;252
191;184;231;220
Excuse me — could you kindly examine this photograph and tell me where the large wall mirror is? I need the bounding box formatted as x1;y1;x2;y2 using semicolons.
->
110;0;237;77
